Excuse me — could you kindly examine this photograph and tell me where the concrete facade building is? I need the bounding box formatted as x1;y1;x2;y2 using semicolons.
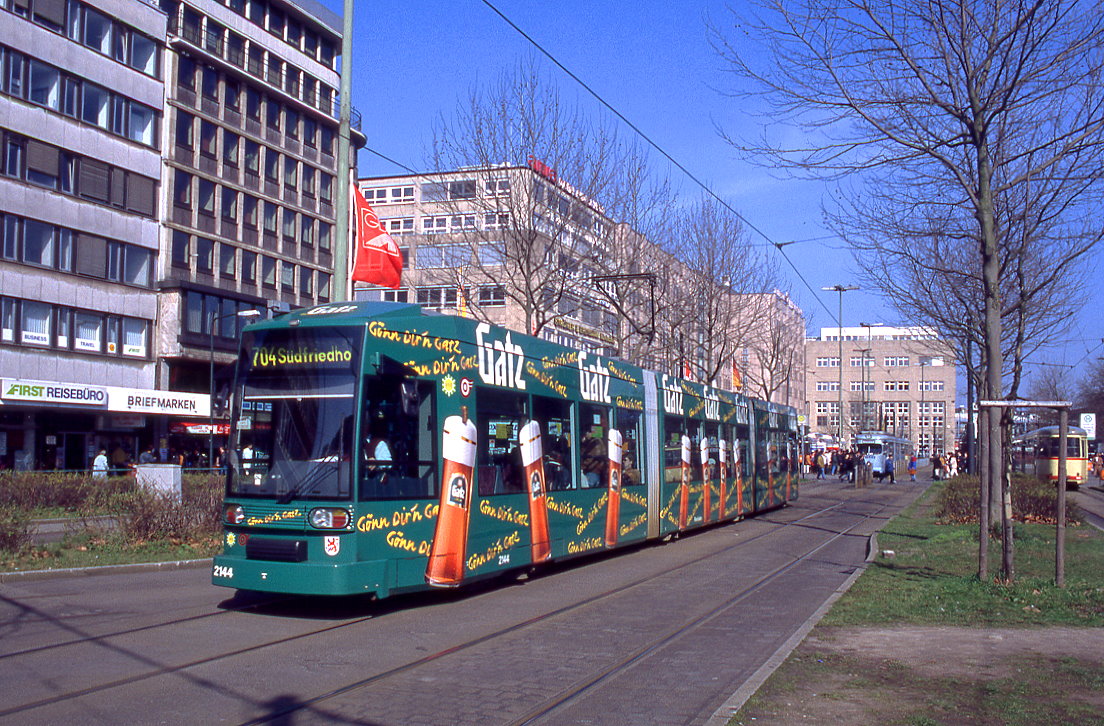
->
804;325;957;455
357;164;806;408
0;0;357;470
1;0;167;469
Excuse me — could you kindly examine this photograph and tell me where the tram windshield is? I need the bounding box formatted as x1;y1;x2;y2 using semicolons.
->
1038;436;1085;459
227;326;363;501
857;443;883;455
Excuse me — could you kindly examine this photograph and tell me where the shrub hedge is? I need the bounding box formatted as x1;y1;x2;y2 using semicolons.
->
935;474;1083;525
0;471;224;553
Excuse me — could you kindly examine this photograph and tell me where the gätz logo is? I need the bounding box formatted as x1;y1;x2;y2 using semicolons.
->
476;323;526;390
661;374;683;414
578;352;611;404
447;473;469;509
703;385;721;421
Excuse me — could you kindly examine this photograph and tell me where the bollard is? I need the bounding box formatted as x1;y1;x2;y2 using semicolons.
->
135;464;183;502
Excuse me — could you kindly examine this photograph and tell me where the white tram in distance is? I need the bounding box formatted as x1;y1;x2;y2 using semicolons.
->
1011;426;1089;489
855;431;912;481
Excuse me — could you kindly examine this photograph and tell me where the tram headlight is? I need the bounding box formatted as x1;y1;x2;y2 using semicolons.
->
309;507;350;529
225;505;245;525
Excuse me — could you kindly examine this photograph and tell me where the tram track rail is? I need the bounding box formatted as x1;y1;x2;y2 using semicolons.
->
235;493;892;726
0;488;891;724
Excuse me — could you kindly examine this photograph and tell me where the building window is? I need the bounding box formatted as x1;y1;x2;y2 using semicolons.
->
241;250;257;284
280;260;295;290
384;217;413;235
484;212;510;230
171;230;190;267
815;356;840;368
220;244;236;278
815;381;839;391
197;178;215;216
176;111;194;148
222;188;238;221
199;120;218;158
485;178;510;196
417;286;457;309
196;237;214;273
422;216;448;234
74;311;102;352
885;356;910;367
478;285;506;307
20;300;51;347
261;255;276;287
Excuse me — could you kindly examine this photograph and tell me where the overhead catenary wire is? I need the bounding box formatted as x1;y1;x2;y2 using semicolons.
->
474;0;841;322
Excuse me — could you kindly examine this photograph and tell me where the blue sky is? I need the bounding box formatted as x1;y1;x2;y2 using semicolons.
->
321;0;1104;385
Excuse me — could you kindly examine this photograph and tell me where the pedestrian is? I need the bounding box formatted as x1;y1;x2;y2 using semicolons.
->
907;454;917;482
92;448;108;479
885;453;895;484
815;451;826;480
138;445;156;464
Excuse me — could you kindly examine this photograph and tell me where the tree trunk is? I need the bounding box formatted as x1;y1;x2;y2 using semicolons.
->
977;397;989;582
1000;420;1015;581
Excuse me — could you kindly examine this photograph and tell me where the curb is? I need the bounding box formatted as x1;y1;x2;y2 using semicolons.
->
704;532;877;726
0;558;211;584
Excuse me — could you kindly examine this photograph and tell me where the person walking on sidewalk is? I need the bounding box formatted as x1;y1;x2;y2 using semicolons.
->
907;454;917;482
885;453;896;484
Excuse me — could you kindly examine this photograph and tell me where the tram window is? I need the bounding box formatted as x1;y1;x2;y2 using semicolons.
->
580;403;610;488
533;395;573;490
735;426;751;478
477;388;528;496
360;379;437;500
663;415;685;484
615;407;642;487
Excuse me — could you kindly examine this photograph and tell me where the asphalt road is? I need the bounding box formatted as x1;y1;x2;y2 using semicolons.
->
1073;484;1104;531
0;478;927;726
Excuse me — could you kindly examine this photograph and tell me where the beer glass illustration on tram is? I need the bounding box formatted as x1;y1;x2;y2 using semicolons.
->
700;437;712;523
718;438;728;519
425;414;478;587
678;435;691;530
519;420;552;563
605;428;624;547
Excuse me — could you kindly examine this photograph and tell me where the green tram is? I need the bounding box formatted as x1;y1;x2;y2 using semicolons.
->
212;301;799;597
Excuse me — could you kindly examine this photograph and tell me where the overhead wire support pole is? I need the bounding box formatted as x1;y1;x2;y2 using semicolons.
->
823;285;858;445
334;0;355;301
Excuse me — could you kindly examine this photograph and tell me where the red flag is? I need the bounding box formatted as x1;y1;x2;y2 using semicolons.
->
351;184;402;289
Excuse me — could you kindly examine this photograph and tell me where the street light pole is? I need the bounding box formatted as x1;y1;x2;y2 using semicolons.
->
822;284;858;445
859;322;874;432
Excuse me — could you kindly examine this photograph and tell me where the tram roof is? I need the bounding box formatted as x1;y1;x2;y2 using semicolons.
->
1015;425;1088;440
246;301;796;413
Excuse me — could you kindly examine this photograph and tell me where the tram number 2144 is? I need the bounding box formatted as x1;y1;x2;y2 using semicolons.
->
213;564;234;579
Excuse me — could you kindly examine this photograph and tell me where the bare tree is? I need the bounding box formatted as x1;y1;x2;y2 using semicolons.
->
712;0;1104;582
1026;366;1076;426
429;59;671;341
1077;359;1104;414
658;198;780;385
740;292;805;407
